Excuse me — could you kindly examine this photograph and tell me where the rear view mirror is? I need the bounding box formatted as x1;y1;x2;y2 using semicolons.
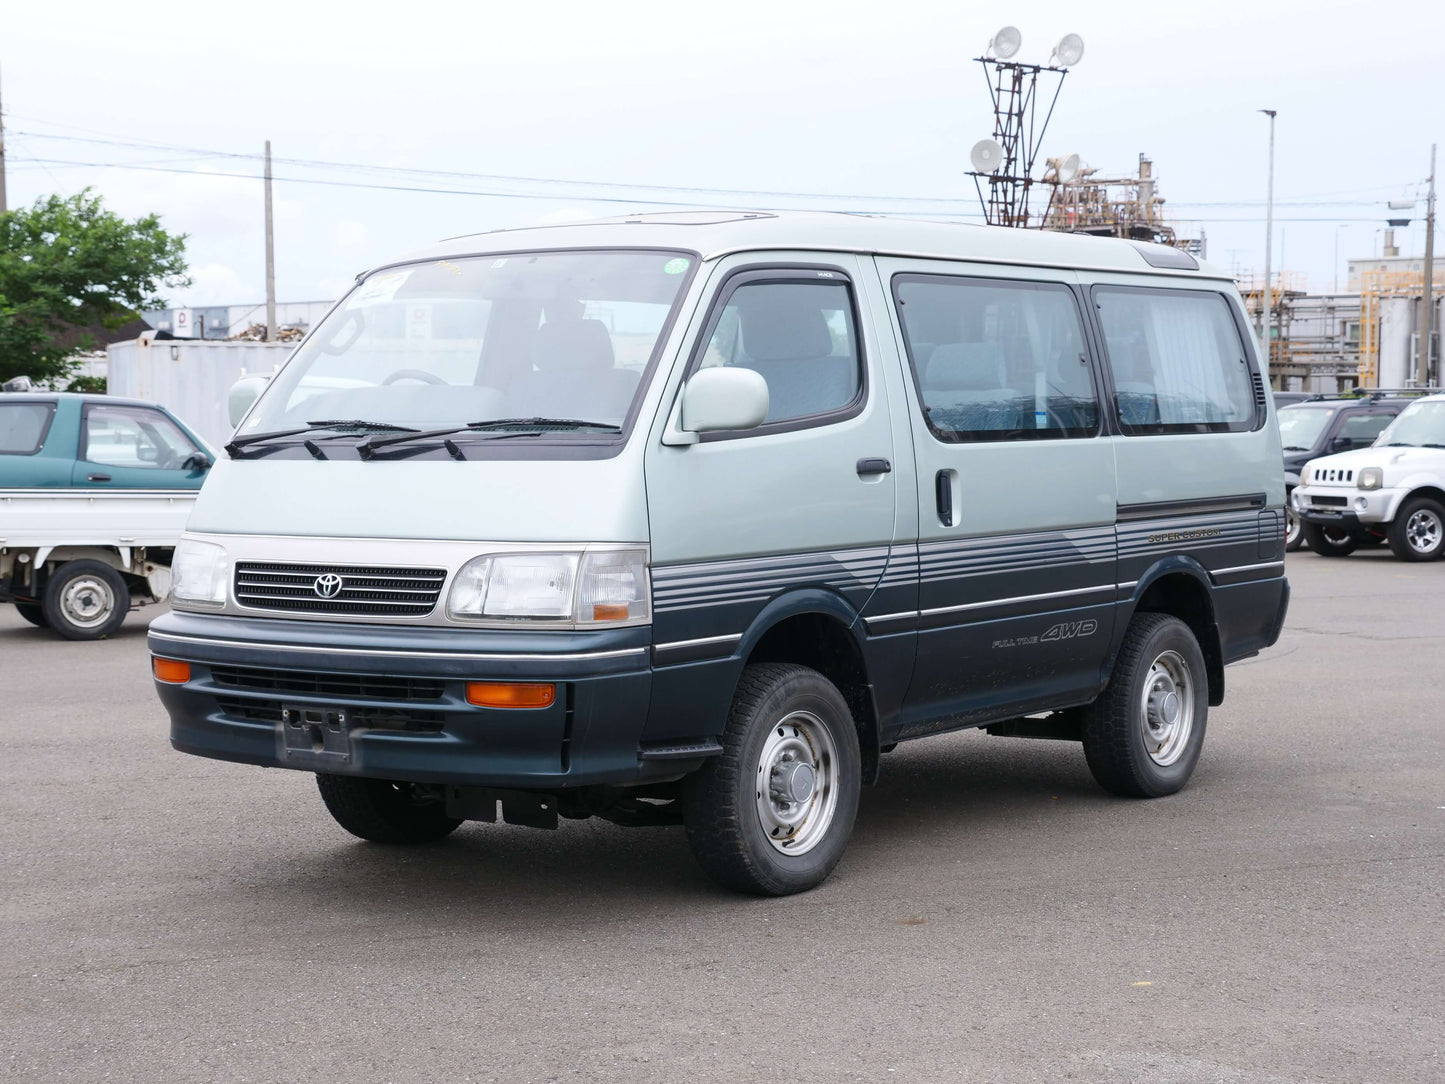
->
228;375;271;428
183;452;212;472
680;368;770;435
1331;436;1353;452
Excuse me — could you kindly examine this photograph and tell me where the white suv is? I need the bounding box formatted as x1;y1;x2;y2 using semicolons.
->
1292;394;1445;561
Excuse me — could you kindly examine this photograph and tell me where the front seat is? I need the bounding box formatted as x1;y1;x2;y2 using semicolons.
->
734;291;855;422
507;319;638;421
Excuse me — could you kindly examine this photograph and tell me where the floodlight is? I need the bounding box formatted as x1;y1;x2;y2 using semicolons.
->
989;26;1022;60
970;139;1006;173
1388;199;1417;210
1052;153;1081;183
1051;33;1085;66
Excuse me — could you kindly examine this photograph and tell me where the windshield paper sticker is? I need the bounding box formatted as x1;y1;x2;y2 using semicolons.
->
663;257;690;275
352;269;411;306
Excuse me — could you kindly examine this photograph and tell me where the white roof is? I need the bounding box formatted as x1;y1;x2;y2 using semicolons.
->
396;211;1230;281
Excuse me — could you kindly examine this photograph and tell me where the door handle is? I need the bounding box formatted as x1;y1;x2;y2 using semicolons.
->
935;470;954;527
856;457;891;476
87;473;112;483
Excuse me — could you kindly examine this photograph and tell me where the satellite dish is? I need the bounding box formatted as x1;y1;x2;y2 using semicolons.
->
1052;33;1085;66
1054;153;1081;184
970;139;1005;173
989;26;1022;60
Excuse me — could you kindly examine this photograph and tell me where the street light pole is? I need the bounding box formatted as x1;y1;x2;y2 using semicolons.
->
1419;143;1436;388
1259;110;1277;373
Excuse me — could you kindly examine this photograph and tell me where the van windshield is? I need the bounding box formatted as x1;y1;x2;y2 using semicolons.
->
242;249;694;438
1377;399;1445;448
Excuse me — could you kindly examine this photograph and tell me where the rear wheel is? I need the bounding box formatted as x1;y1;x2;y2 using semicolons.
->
1387;497;1445;561
14;602;49;628
682;663;861;896
42;560;129;640
315;774;463;843
1285;491;1305;551
1081;613;1209;798
1301;521;1358;557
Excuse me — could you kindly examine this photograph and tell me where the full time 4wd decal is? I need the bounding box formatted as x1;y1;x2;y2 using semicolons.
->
993;618;1098;650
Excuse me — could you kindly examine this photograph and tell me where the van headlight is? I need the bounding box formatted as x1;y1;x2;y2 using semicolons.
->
171;537;230;608
1357;467;1383;491
447;547;649;626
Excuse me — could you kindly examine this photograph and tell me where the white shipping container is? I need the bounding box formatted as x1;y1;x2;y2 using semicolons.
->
107;336;294;449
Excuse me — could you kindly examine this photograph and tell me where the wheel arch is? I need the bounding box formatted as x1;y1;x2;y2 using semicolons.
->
1117;559;1225;707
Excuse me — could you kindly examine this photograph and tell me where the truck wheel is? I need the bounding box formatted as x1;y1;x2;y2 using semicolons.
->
1387;497;1445;561
1081;613;1208;799
1285;493;1304;551
681;663;861;896
42;560;129;640
1301;521;1358;557
15;602;49;628
315;774;462;844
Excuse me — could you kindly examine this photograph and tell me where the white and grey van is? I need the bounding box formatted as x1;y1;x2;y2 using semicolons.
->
150;212;1289;895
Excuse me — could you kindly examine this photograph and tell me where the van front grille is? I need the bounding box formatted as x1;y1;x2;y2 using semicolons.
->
215;696;444;732
209;665;445;701
233;562;446;616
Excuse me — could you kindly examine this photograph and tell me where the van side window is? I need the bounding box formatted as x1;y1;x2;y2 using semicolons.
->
1094;287;1258;434
892;275;1098;442
697;281;861;425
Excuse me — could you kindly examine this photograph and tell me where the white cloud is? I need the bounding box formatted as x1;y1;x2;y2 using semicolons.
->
176;262;252;307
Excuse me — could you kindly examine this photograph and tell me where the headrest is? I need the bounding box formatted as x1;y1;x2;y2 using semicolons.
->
531;319;615;372
737;291;834;361
925;343;1006;392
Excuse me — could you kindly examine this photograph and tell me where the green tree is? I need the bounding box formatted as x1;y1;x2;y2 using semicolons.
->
0;189;190;385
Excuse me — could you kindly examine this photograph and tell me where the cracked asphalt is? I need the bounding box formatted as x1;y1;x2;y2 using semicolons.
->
2;550;1442;1082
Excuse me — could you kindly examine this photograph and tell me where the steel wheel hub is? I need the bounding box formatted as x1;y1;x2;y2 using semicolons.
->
1406;509;1441;553
60;576;115;629
1139;649;1194;767
754;710;840;856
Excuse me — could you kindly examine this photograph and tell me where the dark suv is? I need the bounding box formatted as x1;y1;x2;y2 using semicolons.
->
1278;394;1412;550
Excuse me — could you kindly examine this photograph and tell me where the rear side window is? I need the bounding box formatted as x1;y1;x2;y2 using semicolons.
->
1095;287;1259;434
0;402;56;455
696;279;861;426
893;275;1099;442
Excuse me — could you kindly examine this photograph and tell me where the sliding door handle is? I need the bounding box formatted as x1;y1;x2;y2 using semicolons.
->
856;457;892;476
935;470;954;526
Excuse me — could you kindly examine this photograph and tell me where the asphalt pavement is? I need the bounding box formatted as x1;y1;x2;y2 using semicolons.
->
2;550;1441;1083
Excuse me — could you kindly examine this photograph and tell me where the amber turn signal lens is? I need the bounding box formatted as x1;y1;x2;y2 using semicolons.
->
591;603;630;621
152;657;191;684
465;681;556;709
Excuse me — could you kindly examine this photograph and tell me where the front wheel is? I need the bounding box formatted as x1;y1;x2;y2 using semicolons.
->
1301;521;1358;557
682;663;861;896
1387;497;1445;561
42;560;129;640
315;774;463;843
1081;613;1209;798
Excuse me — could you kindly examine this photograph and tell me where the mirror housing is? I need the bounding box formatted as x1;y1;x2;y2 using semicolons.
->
680;367;769;435
1331;436;1353;452
182;452;212;472
227;375;271;428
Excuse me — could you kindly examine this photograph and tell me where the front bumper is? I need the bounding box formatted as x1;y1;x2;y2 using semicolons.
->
149;610;694;789
1292;484;1405;526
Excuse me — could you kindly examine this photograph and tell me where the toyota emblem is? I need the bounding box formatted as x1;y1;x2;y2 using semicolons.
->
313;573;344;599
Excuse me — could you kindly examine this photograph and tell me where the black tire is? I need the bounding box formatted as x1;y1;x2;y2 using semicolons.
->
315;774;463;844
1081;613;1209;799
682;663;861;896
14;602;49;628
1285;492;1305;552
1386;496;1445;562
1301;521;1358;557
41;560;129;640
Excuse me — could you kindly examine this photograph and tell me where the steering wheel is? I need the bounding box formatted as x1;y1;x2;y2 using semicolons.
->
380;369;447;386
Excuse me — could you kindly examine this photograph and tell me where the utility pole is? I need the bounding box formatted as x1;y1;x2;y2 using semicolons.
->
1418;143;1436;388
1259;110;1277;373
264;140;277;342
0;61;9;215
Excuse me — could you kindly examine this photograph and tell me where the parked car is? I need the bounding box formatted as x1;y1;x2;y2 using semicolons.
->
0;392;213;638
1293;393;1445;560
1272;391;1317;408
148;213;1289;895
1277;394;1412;550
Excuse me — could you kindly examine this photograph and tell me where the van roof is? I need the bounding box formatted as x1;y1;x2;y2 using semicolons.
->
402;210;1231;281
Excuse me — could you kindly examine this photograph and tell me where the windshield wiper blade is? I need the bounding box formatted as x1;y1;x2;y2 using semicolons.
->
356;425;544;459
1281;445;1311;451
465;417;622;432
225;419;418;456
357;417;621;458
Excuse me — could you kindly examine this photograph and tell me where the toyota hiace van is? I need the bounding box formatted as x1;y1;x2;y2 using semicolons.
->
150;212;1289;895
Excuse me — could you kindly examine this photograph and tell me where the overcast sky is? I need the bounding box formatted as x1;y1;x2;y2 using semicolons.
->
5;0;1442;308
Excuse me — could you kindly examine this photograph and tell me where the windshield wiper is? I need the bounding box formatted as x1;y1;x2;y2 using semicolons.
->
357;426;545;460
465;417;622;432
226;419;418;457
356;417;621;460
1384;442;1418;447
1281;445;1311;451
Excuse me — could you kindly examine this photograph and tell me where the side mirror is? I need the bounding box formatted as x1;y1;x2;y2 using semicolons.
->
1330;436;1353;452
680;367;770;435
227;375;270;428
183;452;212;472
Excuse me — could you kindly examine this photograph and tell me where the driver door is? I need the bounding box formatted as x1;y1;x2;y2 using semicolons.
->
71;403;209;489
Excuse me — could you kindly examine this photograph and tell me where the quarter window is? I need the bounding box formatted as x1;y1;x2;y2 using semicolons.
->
697;280;861;426
1335;412;1393;448
0;402;55;455
83;405;200;470
893;275;1098;442
1095;287;1258;433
